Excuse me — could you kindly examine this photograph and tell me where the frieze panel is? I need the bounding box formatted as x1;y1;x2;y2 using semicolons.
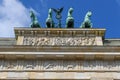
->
1;60;120;71
23;37;96;46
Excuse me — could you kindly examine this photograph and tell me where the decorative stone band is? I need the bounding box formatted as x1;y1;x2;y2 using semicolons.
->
0;46;120;52
0;52;120;60
14;28;106;37
0;60;120;72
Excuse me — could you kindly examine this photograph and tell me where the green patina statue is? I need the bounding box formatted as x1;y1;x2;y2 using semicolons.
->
46;8;54;28
80;11;92;28
66;8;74;28
30;10;41;28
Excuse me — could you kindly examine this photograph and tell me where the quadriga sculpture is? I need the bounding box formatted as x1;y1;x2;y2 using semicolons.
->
30;10;41;28
80;11;92;28
46;8;54;28
66;8;74;28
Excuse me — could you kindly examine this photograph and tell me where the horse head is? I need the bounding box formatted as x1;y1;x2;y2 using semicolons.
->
69;8;73;14
30;11;34;18
48;8;52;18
67;8;73;17
86;11;92;17
66;8;74;28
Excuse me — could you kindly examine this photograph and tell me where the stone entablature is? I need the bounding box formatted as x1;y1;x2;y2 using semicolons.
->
14;28;105;46
0;28;119;80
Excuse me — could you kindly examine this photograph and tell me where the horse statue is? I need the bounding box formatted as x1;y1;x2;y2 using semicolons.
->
46;8;54;28
30;10;41;28
66;8;74;28
80;11;92;28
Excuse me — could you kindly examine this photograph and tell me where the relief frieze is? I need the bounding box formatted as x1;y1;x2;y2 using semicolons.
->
0;60;120;71
23;37;96;46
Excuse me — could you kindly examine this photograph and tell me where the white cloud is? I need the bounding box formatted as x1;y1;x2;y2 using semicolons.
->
0;0;31;37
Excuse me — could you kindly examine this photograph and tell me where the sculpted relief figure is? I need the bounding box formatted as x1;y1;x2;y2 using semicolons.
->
30;10;41;28
23;37;96;46
80;11;92;28
46;8;55;28
66;8;74;28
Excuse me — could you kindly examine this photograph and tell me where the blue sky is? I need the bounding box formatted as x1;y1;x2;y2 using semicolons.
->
0;0;120;38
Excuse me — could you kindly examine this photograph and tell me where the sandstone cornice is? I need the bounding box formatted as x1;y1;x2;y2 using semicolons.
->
14;28;106;38
0;45;120;52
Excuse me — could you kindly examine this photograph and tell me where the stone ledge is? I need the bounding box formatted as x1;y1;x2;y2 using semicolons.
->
0;70;120;72
0;46;120;52
0;72;119;80
0;52;119;59
14;28;106;38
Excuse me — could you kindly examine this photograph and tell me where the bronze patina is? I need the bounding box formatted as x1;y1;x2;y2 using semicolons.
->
46;8;55;28
30;10;41;28
66;8;74;28
80;11;92;28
